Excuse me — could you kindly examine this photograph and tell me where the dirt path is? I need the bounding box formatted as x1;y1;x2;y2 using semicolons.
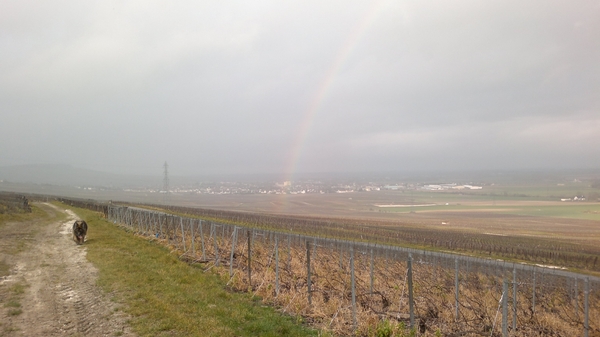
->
0;203;135;336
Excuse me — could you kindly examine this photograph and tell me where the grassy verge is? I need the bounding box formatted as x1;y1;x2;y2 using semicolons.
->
70;206;320;337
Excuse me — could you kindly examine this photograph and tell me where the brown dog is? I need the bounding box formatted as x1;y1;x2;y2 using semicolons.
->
72;220;88;245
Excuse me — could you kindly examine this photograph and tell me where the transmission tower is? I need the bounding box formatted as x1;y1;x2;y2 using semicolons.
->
162;161;169;204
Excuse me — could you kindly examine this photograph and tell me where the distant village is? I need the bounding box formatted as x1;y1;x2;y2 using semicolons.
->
560;196;586;202
119;181;484;196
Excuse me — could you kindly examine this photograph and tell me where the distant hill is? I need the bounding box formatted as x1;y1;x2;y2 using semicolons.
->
0;164;159;188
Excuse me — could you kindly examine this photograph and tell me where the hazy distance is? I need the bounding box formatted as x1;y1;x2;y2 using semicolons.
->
1;1;599;181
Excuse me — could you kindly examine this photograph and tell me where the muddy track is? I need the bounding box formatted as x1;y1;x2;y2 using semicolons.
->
0;203;135;336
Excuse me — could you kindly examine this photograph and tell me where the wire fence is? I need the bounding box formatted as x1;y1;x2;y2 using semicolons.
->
105;204;599;336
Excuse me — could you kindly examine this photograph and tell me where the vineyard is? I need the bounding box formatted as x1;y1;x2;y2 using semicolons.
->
152;203;600;274
97;203;599;337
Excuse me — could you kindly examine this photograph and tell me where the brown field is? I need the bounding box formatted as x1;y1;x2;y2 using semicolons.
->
115;190;598;275
161;191;600;248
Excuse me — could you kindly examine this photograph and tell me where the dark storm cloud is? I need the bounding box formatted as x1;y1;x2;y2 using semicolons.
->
1;0;599;176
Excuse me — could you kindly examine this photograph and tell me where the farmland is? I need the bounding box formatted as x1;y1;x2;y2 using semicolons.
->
5;175;600;335
5;179;600;273
140;186;600;275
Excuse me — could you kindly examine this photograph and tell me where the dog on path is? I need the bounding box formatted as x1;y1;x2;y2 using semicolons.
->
72;220;88;245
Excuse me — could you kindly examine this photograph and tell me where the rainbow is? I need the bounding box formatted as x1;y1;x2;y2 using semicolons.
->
282;1;386;184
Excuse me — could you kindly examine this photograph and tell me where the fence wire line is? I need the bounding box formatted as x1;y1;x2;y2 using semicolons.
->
112;205;600;285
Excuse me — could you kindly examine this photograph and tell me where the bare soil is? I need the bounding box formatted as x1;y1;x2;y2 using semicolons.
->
0;203;135;336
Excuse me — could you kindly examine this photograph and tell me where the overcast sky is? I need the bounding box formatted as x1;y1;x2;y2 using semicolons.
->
1;1;599;178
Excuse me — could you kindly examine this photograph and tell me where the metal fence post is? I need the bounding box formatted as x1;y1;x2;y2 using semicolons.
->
180;217;186;252
408;254;415;330
306;240;312;306
247;230;252;288
584;277;589;337
213;224;219;266
455;258;459;321
159;214;163;238
190;219;195;255
287;235;291;270
574;277;578;318
513;267;517;331
351;247;357;332
275;236;279;296
199;220;206;260
167;216;172;243
153;212;157;236
502;279;508;337
370;248;374;295
145;211;149;234
532;267;536;315
229;227;237;277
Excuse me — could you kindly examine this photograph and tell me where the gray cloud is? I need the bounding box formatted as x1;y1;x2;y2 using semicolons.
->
1;0;599;177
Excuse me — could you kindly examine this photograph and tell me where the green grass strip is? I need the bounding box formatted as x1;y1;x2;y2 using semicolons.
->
74;207;318;337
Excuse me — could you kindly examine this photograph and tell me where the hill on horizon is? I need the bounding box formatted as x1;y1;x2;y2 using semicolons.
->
0;164;159;188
